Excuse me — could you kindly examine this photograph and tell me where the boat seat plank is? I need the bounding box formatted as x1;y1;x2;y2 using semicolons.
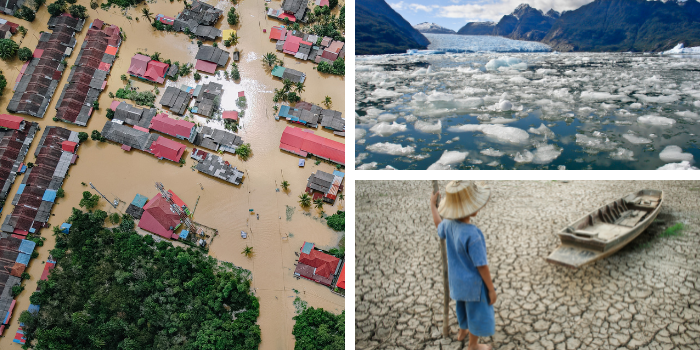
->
615;210;646;227
589;222;630;241
574;230;598;238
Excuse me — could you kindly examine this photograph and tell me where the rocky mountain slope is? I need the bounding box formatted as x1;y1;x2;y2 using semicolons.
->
356;0;430;55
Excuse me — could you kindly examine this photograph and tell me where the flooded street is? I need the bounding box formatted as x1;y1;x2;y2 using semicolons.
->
356;181;700;350
0;0;345;348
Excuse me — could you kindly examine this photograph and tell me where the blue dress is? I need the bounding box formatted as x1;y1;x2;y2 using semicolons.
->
437;220;495;336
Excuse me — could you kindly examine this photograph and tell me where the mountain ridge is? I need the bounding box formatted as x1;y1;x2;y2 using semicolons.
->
356;0;430;55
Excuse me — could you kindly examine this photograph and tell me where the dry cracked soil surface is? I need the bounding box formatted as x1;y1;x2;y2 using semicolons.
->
355;181;700;350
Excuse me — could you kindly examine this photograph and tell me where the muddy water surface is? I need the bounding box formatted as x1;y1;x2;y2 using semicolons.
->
0;0;345;348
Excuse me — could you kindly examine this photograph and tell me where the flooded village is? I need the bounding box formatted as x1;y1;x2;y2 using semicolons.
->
0;0;345;348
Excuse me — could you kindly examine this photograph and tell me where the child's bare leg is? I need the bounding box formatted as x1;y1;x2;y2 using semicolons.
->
457;329;469;341
467;333;492;350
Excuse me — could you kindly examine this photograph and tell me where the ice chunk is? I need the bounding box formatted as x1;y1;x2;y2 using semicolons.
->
637;115;676;126
633;94;679;104
486;161;500;167
412;92;428;102
404;115;418;123
532;144;562;164
356;152;368;165
369;122;407;136
610;148;635;161
415;120;442;133
622;133;652;144
355;129;367;140
357;162;378;170
377;113;399;122
695;101;700;108
428;92;455;102
528;124;554;138
427;150;469;170
381;165;397;170
509;76;530;84
580;91;626;101
663;43;700;55
629;103;643;109
657;161;698;170
485;57;527;71
480;148;504;157
514;150;534;163
370;89;402;100
366;142;415;155
498;100;513;111
449;124;529;144
676;111;699;119
576;134;618;152
659;145;694;163
489;117;517;124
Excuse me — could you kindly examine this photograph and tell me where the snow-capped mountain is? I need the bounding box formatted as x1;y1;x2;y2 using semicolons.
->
413;22;456;34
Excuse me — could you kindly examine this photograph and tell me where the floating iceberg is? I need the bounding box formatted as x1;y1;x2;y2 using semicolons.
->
485;57;527;71
449;124;529;144
637;115;676;126
427;150;469;170
366;142;415;155
370;122;407;136
659;145;694;163
663;43;700;55
415;120;442;134
357;162;378;170
657;161;698;170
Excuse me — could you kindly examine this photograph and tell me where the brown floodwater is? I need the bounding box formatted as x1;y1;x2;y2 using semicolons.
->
0;0;345;348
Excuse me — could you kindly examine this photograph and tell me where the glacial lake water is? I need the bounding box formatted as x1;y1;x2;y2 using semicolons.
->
356;41;700;170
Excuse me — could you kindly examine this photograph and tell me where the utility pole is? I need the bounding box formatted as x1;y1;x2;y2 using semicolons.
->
433;180;450;338
89;182;117;208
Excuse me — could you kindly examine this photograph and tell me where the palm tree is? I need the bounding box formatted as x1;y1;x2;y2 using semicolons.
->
294;82;305;94
338;193;345;210
314;198;324;211
141;7;153;23
281;180;289;191
241;245;253;258
282;79;294;94
323;96;332;109
298;193;311;208
150;52;161;62
262;52;277;67
228;32;239;46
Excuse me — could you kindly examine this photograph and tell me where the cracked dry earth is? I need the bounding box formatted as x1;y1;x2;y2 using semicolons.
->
355;181;700;350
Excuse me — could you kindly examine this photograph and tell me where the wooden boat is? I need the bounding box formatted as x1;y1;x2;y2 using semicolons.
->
547;190;663;268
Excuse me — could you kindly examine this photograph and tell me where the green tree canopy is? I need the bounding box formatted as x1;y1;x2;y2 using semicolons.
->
21;208;261;349
292;307;344;350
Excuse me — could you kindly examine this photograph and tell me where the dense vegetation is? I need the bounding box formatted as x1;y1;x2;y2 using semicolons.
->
317;57;343;76
356;0;428;55
116;86;157;107
14;5;36;22
0;39;18;60
292;307;344;350
20;208;261;350
326;211;344;231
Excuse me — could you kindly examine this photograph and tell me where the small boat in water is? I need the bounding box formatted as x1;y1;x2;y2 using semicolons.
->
547;190;663;268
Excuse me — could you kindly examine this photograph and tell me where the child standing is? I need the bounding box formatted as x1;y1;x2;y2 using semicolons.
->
430;181;496;350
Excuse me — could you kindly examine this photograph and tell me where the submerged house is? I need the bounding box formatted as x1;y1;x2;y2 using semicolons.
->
279;126;344;165
8;16;84;118
277;101;343;132
101;121;158;151
193;126;243;153
294;242;341;287
194;45;229;74
305;170;344;204
191;148;244;185
149;113;196;142
0;0;25;15
137;192;181;239
149;136;186;162
159;86;193;115
0;235;36;337
127;54;170;84
270;65;306;83
0;115;39;203
282;0;307;22
54;21;121;126
192;82;223;117
0;19;18;38
1;126;79;237
109;100;157;129
173;1;222;40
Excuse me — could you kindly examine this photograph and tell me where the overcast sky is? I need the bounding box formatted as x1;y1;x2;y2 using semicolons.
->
388;0;595;31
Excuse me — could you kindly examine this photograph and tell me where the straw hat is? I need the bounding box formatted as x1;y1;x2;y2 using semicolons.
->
438;181;491;220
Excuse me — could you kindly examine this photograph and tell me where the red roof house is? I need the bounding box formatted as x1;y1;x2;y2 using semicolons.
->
128;54;150;76
149;136;186;162
138;193;181;239
269;26;287;40
195;60;217;74
294;243;340;287
280;126;344;165
150;113;195;140
61;141;77;153
0;114;24;130
144;61;169;84
278;13;296;22
336;263;345;289
283;35;302;55
222;110;238;121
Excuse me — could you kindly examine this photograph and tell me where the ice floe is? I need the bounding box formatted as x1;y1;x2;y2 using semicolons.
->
369;122;407;136
485;57;527;71
663;43;700;55
659;145;694;163
357;162;378;170
637;115;676;126
414;120;442;133
427;150;469;170
622;133;652;144
480;148;504;157
355;129;367;141
366;142;415;155
448;124;529;144
657;161;698;170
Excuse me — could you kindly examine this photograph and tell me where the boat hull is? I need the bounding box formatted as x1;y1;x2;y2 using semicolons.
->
547;190;663;268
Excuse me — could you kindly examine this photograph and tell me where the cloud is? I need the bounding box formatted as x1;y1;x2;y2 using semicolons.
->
436;0;594;22
389;1;439;12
